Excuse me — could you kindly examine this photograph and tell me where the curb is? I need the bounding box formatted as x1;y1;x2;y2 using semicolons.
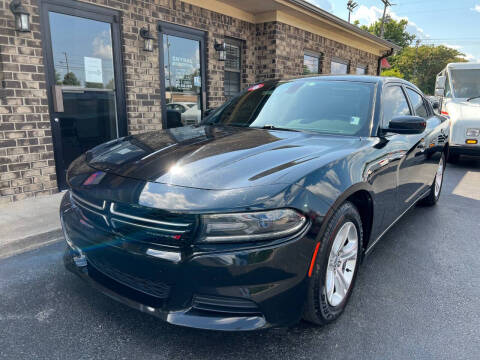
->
0;228;64;260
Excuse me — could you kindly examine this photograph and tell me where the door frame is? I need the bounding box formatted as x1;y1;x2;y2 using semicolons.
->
157;21;207;129
39;0;127;189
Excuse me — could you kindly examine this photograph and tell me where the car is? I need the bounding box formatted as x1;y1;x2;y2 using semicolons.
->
434;62;480;162
61;75;449;331
165;102;201;126
426;95;441;112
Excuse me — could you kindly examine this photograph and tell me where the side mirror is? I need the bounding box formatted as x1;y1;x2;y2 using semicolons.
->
434;76;446;97
384;116;426;135
432;100;440;110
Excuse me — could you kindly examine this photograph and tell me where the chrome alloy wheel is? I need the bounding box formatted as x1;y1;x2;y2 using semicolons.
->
325;222;358;307
434;157;444;198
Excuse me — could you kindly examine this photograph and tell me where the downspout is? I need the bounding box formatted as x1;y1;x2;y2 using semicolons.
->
377;48;395;76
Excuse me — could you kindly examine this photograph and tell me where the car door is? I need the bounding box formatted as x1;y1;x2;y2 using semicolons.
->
404;87;447;187
380;84;427;222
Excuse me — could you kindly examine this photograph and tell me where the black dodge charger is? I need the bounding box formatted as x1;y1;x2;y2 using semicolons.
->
61;76;449;331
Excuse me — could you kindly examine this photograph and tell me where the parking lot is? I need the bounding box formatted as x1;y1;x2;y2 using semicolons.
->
1;159;479;360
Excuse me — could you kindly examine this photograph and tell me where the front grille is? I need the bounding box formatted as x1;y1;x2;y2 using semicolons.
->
71;192;109;231
192;295;261;315
110;202;197;248
88;255;171;300
70;191;197;247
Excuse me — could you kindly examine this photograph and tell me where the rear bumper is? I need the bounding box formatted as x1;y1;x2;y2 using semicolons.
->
449;145;480;156
61;193;315;331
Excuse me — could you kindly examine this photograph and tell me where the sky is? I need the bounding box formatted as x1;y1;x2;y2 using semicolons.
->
307;0;480;62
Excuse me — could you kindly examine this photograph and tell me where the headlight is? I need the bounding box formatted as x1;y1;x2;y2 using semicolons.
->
198;209;307;243
466;128;480;137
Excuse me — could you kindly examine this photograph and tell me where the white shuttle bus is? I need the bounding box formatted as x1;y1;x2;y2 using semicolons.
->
435;62;480;161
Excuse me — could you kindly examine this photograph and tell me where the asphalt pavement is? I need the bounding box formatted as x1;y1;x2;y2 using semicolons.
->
1;158;480;360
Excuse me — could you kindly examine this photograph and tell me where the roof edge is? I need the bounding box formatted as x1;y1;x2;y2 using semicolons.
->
286;0;401;51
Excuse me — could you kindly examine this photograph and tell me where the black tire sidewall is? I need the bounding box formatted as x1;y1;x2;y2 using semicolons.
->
309;202;363;323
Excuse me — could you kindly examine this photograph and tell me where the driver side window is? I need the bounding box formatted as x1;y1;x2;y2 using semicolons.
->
382;85;411;127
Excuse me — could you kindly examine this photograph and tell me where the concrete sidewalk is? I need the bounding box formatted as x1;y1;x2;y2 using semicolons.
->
0;192;65;258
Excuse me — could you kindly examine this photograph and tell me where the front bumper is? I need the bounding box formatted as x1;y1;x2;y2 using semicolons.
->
449;144;480;157
64;249;268;331
61;193;315;331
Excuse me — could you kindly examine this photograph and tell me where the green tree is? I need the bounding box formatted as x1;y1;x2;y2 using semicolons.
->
391;45;467;94
381;68;404;79
62;72;81;86
105;78;115;90
54;70;62;85
360;18;416;49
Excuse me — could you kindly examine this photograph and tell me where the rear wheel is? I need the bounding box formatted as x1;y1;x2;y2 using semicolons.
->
303;202;363;325
421;154;445;206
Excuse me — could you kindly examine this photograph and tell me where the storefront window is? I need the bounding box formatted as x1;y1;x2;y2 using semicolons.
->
331;58;349;74
49;12;115;89
356;66;367;75
163;34;202;126
224;38;242;99
303;51;322;75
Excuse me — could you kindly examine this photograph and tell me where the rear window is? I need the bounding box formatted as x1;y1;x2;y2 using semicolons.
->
204;79;375;136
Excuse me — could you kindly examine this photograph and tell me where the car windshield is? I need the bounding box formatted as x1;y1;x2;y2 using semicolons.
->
450;69;480;99
203;79;375;136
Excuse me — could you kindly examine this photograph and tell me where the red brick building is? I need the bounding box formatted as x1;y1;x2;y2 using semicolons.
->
0;0;397;202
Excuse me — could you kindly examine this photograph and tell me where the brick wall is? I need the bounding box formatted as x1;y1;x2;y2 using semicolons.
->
261;21;379;79
0;0;55;203
0;0;257;203
0;0;382;203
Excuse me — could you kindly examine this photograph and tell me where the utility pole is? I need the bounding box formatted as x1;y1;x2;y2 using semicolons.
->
380;0;394;38
347;1;358;23
62;51;70;73
414;39;421;82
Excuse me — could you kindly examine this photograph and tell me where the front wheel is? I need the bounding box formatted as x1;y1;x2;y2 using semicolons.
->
448;152;459;163
421;154;445;206
303;202;363;326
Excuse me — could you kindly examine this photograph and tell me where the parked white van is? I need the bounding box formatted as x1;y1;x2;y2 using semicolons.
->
435;63;480;162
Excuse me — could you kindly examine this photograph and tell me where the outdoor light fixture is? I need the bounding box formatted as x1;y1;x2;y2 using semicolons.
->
214;41;226;61
140;27;155;52
9;0;30;32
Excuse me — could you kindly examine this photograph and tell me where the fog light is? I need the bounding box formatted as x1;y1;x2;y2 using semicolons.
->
466;139;478;144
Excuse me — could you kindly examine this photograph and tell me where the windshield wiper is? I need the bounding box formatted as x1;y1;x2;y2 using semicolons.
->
255;124;299;132
466;95;480;102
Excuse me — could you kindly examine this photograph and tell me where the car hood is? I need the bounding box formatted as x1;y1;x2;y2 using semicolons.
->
84;126;364;190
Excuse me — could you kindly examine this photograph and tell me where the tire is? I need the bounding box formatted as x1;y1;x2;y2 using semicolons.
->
421;153;445;206
448;152;459;163
303;202;363;326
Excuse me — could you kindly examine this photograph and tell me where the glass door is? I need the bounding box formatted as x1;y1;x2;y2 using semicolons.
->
41;1;126;189
159;23;206;128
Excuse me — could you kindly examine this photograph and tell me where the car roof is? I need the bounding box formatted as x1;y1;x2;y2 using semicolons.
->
447;62;480;69
273;75;422;93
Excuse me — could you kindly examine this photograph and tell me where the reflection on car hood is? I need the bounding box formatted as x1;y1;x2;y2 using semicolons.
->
86;126;363;190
